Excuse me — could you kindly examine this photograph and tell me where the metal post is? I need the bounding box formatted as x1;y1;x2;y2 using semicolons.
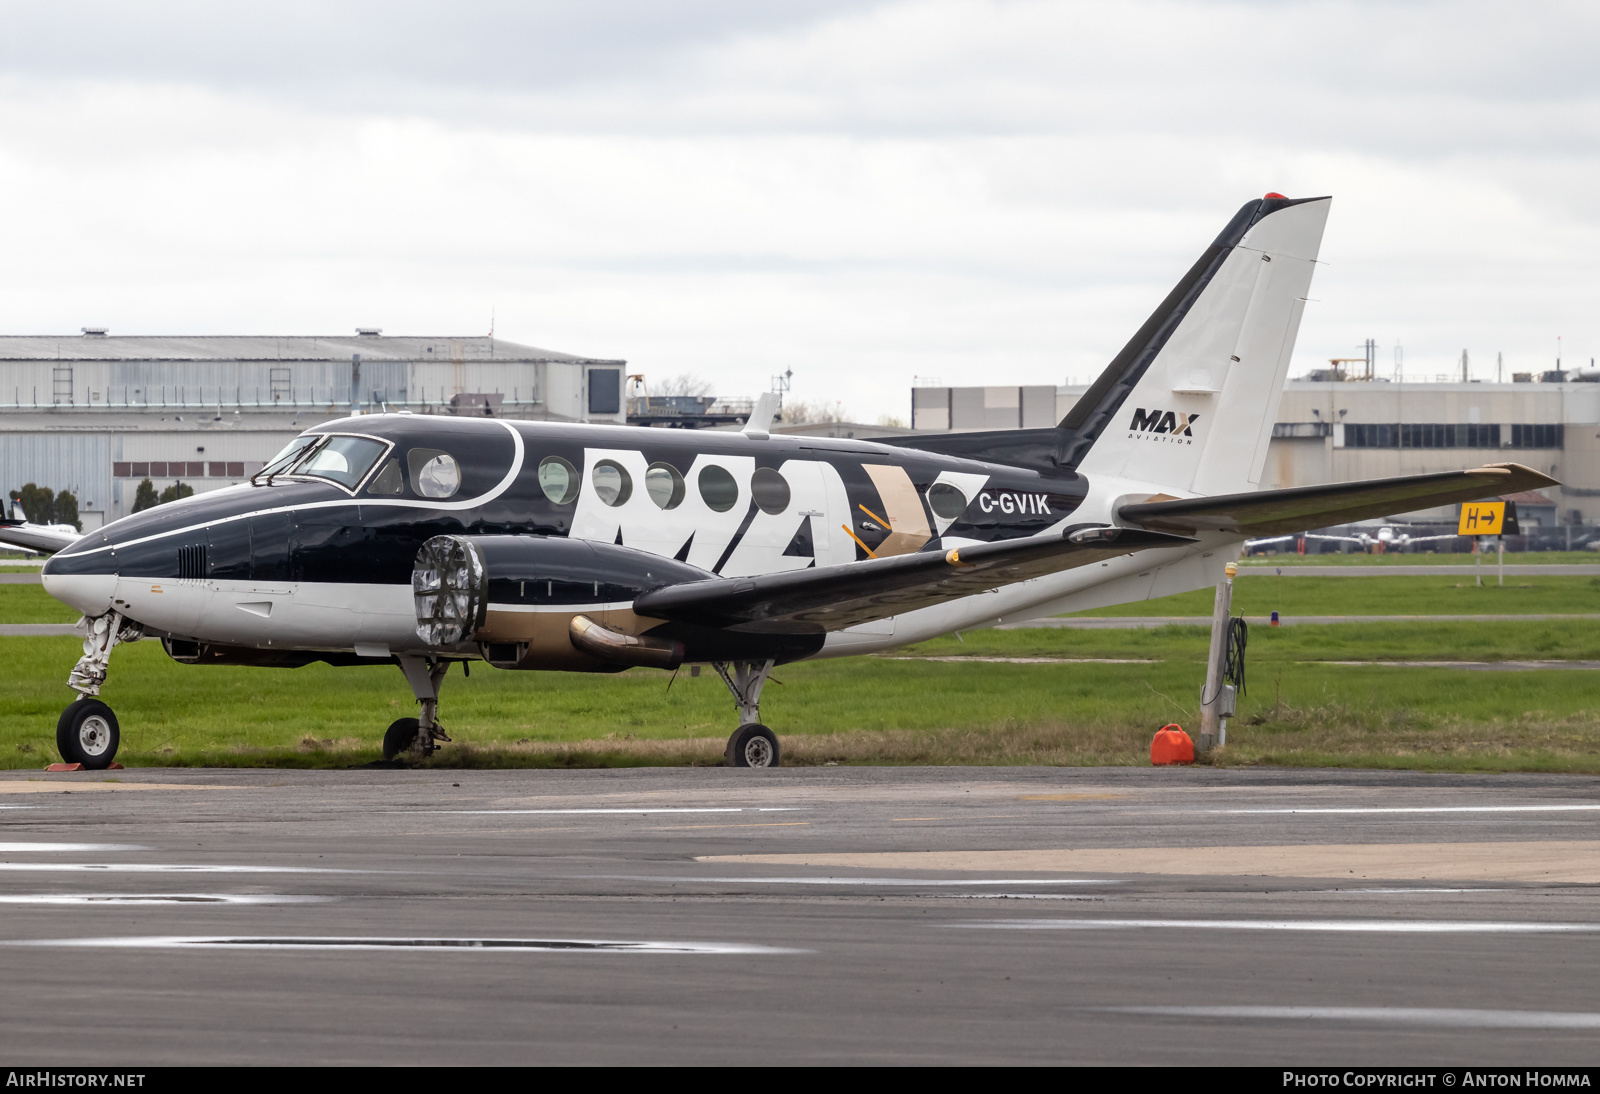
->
1475;537;1482;587
1197;560;1237;754
1498;536;1504;587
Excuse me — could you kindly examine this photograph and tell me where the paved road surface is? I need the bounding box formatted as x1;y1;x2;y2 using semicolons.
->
1;766;1598;1065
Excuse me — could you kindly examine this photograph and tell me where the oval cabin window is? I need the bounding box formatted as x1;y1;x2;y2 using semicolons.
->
750;467;790;515
538;456;579;504
592;460;633;507
698;465;739;513
927;482;969;521
645;463;686;510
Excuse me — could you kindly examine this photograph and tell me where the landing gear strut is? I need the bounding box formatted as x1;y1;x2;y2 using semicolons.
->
712;659;781;768
385;656;454;761
57;612;139;769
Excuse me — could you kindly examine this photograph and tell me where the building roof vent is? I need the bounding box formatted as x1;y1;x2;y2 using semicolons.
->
81;326;108;337
356;327;382;337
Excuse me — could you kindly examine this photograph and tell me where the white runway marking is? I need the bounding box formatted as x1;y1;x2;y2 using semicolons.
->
0;894;335;905
413;807;804;816
594;875;1118;886
0;863;355;874
0;842;147;852
953;894;1105;901
3;935;805;955
959;918;1600;933
1206;805;1600;815
1094;1005;1600;1029
1312;888;1510;894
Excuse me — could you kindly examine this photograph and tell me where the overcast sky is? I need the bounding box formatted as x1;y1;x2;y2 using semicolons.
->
1;0;1596;419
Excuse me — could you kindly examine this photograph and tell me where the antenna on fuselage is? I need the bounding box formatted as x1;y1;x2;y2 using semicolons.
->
743;392;781;439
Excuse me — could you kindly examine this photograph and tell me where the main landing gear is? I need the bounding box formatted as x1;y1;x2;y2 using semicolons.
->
712;659;781;768
383;655;455;761
56;611;140;769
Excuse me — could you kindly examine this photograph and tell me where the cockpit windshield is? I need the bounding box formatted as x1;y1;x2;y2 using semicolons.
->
289;435;390;490
254;436;318;482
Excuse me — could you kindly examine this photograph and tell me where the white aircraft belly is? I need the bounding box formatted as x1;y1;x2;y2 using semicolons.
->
118;579;418;653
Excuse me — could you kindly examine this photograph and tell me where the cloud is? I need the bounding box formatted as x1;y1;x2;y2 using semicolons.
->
0;0;1597;416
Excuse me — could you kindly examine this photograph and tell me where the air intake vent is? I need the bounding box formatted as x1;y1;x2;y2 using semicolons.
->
177;544;208;581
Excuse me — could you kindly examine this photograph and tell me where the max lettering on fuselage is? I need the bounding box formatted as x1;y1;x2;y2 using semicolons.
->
1127;408;1200;443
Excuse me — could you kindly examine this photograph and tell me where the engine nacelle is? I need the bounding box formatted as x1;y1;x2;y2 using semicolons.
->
412;534;708;671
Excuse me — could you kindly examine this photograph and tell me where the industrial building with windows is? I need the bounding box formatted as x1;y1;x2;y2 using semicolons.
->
912;377;1591;537
0;331;627;528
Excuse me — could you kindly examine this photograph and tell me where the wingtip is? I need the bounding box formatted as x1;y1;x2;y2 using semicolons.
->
1481;462;1562;489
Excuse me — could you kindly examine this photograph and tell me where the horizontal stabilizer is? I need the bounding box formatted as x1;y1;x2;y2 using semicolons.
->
634;525;1194;634
0;521;79;555
1119;463;1558;537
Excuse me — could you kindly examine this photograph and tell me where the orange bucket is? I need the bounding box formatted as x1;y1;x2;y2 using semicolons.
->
1150;724;1194;766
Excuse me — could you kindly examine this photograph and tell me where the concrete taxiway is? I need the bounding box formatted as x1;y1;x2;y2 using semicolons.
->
0;765;1598;1065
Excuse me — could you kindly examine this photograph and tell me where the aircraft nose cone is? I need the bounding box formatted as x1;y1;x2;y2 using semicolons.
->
41;549;116;618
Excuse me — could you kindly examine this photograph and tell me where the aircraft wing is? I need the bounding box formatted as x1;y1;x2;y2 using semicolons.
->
1119;463;1557;538
0;521;79;555
633;525;1195;634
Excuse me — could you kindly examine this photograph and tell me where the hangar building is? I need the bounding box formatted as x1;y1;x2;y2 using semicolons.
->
0;331;626;528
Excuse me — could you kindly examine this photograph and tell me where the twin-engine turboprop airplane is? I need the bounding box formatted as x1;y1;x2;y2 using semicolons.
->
18;194;1557;769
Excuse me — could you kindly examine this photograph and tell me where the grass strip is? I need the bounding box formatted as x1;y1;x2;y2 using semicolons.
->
4;630;1600;773
1071;574;1600;617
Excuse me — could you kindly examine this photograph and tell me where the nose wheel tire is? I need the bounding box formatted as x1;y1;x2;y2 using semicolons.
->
726;724;780;768
382;717;423;761
57;700;120;770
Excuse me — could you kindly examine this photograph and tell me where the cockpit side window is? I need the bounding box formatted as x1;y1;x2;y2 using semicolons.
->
366;458;404;495
294;435;389;490
408;448;461;499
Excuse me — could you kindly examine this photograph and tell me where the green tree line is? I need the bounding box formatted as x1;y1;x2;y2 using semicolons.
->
131;478;194;513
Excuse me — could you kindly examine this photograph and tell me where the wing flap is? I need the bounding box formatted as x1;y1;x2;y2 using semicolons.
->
634;526;1194;634
1119;463;1557;537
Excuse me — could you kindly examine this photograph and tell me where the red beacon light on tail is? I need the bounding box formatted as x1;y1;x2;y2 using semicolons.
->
1264;192;1287;199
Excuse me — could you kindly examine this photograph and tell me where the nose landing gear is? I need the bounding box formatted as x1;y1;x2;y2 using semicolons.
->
712;659;782;768
383;656;454;761
55;612;140;770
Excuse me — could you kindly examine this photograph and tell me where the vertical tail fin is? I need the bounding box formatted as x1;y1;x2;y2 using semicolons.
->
1070;195;1331;494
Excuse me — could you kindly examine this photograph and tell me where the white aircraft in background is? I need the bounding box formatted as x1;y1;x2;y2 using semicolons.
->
0;498;79;555
1247;525;1462;554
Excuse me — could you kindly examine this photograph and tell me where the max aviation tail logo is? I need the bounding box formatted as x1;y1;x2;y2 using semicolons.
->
1128;408;1200;445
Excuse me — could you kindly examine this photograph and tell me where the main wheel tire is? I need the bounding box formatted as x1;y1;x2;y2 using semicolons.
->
57;699;120;769
726;724;780;768
382;717;422;761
